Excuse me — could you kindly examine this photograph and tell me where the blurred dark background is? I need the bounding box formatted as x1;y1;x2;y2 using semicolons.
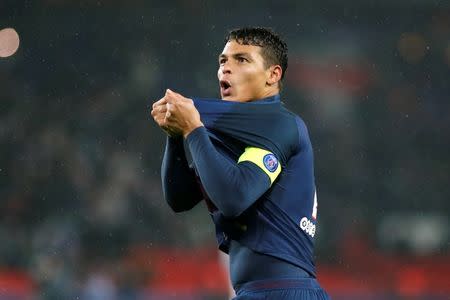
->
0;1;449;299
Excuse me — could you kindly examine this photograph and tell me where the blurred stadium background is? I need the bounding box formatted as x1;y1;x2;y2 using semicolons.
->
1;0;449;299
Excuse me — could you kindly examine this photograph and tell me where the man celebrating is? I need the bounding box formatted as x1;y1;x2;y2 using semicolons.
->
151;27;330;299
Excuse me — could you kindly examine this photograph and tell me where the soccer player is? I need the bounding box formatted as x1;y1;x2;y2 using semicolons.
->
151;27;330;299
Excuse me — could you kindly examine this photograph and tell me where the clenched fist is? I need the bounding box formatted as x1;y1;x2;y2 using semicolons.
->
151;89;204;138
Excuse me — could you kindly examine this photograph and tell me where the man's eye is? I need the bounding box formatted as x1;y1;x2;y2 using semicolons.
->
237;57;247;63
219;58;227;64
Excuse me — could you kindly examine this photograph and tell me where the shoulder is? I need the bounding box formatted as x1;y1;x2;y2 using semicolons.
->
279;106;306;151
290;113;313;151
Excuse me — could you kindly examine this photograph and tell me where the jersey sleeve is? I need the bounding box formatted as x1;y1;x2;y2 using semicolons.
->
186;126;272;217
161;136;204;212
238;147;282;185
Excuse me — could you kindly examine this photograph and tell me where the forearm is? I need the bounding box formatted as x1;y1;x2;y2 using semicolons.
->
161;136;203;212
186;127;269;217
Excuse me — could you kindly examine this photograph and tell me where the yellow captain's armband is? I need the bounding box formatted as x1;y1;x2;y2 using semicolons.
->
238;147;282;185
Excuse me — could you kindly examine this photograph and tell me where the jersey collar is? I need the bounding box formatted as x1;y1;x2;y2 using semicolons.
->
252;94;280;104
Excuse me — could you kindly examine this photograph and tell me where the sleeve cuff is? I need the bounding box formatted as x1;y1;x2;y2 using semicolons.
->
185;126;207;142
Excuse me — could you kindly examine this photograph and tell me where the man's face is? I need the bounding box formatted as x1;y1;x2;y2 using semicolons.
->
217;40;272;102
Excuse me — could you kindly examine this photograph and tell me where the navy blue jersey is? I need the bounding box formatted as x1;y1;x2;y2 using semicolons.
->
161;94;321;286
236;117;314;275
193;112;318;277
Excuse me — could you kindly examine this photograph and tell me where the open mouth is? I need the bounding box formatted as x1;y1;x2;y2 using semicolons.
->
220;80;232;96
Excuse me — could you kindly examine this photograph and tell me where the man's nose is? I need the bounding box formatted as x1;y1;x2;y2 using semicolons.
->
221;62;232;74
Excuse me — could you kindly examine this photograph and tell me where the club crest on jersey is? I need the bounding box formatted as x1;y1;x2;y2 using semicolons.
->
263;154;278;173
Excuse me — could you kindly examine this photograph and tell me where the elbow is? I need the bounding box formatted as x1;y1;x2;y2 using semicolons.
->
221;208;243;218
217;189;252;218
164;192;194;213
161;180;192;213
167;201;190;213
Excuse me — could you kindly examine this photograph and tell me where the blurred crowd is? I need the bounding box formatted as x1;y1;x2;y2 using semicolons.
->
0;1;449;299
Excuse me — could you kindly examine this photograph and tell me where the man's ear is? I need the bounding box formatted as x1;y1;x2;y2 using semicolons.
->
267;65;282;86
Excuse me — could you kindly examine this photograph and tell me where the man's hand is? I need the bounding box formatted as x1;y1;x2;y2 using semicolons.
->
151;89;204;138
151;95;181;137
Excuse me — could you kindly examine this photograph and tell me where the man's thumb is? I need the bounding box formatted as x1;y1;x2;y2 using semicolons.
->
167;88;178;95
167;88;182;97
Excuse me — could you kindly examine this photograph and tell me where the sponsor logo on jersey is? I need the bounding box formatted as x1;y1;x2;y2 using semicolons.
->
263;154;278;173
299;217;316;238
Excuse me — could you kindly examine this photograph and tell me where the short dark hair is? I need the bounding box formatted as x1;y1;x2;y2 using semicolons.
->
224;27;288;82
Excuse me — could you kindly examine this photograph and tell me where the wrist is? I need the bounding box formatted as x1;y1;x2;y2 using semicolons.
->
183;122;204;139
